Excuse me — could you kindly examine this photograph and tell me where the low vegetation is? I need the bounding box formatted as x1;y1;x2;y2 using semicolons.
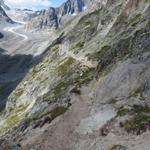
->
57;57;76;77
109;145;126;150
84;20;92;29
129;13;142;27
50;106;68;120
87;45;111;61
118;105;150;135
125;113;150;135
74;42;85;49
117;107;129;116
0;105;28;135
14;88;24;97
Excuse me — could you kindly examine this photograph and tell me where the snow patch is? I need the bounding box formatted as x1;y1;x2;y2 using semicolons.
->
83;6;87;10
72;13;77;16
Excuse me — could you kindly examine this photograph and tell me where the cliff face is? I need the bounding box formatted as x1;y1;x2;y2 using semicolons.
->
0;0;12;23
0;0;10;10
26;0;91;31
0;0;150;149
0;6;14;24
0;32;3;38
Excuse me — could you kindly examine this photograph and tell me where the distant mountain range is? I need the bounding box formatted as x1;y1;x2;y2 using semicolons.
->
0;0;95;31
0;0;39;25
5;8;40;23
26;0;91;31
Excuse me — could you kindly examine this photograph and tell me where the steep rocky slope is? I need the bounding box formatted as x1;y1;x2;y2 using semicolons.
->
0;0;150;149
0;0;9;10
0;0;38;24
0;5;14;24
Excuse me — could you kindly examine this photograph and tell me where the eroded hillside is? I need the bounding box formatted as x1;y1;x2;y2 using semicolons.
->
0;0;150;150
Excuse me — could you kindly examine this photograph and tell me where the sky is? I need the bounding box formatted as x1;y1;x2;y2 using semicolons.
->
5;0;66;10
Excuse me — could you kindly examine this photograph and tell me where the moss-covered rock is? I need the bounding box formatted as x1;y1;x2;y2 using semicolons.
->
117;107;129;117
50;106;68;120
125;113;150;135
123;105;150;135
109;145;126;150
57;57;76;77
0;105;28;135
128;13;142;27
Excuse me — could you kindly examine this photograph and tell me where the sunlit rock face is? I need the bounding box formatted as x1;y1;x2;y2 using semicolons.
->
26;0;92;31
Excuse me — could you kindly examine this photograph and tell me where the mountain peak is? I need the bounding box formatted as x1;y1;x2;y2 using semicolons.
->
26;0;92;31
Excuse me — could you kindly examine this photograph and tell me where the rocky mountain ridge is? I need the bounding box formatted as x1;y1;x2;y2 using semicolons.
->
0;0;150;149
26;0;91;31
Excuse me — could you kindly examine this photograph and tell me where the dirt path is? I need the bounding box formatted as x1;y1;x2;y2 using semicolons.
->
21;86;93;150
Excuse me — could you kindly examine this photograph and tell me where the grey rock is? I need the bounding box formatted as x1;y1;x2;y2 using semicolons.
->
26;0;91;31
0;6;14;24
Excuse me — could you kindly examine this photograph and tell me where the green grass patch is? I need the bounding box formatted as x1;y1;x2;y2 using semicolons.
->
0;105;28;135
32;68;40;77
75;68;95;85
57;57;76;77
88;45;111;61
109;145;126;150
50;106;68;120
117;107;129;116
40;76;49;84
14;88;24;97
84;21;92;29
45;67;94;102
53;80;72;96
125;113;150;134
74;42;85;49
132;105;150;114
128;88;141;98
123;105;150;134
129;13;142;27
